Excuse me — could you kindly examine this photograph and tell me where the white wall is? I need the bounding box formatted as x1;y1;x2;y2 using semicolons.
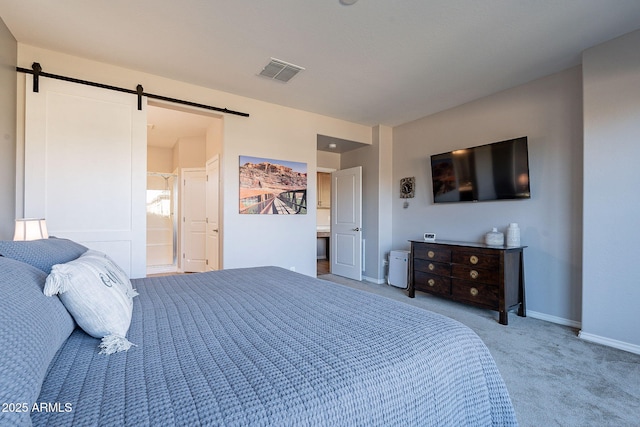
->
392;67;584;325
12;44;371;277
173;135;206;170
148;146;174;173
205;118;223;161
341;125;393;283
0;18;16;240
581;30;640;353
220;107;365;275
317;150;340;170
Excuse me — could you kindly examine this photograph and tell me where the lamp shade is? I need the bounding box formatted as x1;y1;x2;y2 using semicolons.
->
14;218;49;241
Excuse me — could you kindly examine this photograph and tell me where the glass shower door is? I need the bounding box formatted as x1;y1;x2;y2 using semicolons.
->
146;173;177;274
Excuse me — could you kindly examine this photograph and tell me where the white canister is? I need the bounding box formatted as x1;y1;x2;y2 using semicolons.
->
506;223;521;247
485;227;504;246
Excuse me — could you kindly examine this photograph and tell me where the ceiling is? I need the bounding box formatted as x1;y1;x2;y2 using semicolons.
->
2;1;640;128
147;104;219;148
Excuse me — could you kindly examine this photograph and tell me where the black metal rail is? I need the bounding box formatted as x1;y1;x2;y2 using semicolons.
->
17;62;249;117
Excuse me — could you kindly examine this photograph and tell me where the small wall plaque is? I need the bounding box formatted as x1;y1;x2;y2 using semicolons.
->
400;177;415;198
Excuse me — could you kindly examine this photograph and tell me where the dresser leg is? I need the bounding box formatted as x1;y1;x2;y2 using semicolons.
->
518;251;526;317
517;303;526;317
499;311;508;325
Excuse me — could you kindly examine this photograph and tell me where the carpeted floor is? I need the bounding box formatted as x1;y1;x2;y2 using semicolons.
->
318;274;640;427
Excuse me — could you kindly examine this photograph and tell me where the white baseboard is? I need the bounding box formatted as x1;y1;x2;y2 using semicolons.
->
362;275;386;285
527;312;640;355
146;265;177;276
527;310;581;329
578;331;640;355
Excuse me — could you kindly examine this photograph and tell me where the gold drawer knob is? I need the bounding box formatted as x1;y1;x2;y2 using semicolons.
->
470;269;479;279
428;263;435;271
428;279;435;287
470;255;479;265
427;250;435;258
470;287;479;297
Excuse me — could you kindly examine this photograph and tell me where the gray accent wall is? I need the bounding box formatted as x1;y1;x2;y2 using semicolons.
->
0;18;16;240
581;30;640;351
392;66;584;325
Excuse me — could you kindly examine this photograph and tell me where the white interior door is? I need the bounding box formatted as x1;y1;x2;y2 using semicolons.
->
182;168;206;272
206;156;220;271
331;166;362;280
24;75;147;278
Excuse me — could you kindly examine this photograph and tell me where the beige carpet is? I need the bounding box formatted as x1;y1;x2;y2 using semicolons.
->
319;274;640;427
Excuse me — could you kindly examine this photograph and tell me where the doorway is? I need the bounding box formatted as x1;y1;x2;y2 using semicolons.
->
146;103;223;274
316;169;333;276
316;135;368;278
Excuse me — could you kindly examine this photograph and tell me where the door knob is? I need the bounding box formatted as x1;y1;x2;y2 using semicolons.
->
353;227;361;231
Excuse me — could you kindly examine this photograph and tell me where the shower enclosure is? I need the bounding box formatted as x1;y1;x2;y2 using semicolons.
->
146;172;178;274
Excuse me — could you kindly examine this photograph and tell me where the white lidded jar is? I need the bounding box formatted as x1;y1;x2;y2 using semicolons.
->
506;223;521;247
485;227;504;246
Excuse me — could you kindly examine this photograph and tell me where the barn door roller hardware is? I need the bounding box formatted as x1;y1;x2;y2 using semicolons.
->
17;62;250;117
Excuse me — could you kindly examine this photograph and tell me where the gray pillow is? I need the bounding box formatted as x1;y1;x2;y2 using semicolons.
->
0;257;76;426
0;237;87;273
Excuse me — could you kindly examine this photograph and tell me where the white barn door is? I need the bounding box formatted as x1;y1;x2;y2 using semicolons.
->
24;75;147;278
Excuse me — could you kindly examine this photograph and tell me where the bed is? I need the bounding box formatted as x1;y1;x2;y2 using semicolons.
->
0;238;518;426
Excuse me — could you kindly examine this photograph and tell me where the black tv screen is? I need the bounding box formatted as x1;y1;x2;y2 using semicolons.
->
431;136;531;203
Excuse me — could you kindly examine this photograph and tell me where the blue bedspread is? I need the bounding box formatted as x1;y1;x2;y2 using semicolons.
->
34;267;517;426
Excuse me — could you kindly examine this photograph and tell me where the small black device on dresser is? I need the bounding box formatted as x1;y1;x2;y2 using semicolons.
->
409;240;526;325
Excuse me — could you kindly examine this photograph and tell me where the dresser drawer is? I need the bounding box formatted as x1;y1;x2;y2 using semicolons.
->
414;272;450;296
452;251;499;269
451;264;499;284
414;259;450;276
452;279;499;308
413;244;451;262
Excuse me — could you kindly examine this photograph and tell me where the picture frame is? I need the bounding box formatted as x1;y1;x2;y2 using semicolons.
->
239;156;307;214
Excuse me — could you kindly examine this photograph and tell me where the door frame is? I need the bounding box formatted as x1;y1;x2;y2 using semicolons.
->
205;155;221;271
316;166;336;267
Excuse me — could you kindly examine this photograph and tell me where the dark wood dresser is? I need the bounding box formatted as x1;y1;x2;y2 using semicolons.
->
409;240;526;325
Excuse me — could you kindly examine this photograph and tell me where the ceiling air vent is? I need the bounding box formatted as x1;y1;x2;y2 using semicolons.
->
259;58;305;83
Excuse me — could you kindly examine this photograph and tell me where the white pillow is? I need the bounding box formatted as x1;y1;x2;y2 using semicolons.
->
80;250;139;300
44;250;137;354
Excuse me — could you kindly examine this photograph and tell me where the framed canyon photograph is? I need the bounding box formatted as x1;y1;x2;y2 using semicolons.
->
239;156;307;214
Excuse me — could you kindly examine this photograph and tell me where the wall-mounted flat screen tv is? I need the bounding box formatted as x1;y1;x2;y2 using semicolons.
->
431;136;531;203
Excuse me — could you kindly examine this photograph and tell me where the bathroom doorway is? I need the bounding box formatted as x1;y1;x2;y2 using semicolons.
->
146;103;223;275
